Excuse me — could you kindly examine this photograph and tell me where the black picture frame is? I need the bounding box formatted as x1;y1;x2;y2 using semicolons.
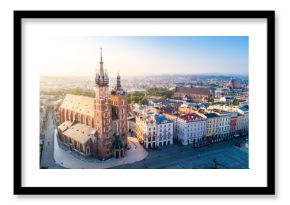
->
14;10;275;195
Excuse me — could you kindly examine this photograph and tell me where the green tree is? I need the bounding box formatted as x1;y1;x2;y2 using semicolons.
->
146;87;173;98
127;91;147;105
140;96;148;105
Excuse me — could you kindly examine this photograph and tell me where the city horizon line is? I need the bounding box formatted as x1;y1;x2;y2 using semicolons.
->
40;73;249;78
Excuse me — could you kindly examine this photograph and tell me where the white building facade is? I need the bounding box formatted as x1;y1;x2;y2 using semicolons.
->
204;113;220;143
217;111;231;141
176;113;207;145
136;114;173;149
155;115;174;147
236;105;249;136
136;115;157;149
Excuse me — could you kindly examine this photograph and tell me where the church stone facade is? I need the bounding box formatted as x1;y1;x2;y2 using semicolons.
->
58;48;128;160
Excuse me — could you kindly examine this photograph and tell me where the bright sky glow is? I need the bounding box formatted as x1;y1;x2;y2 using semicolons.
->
39;36;248;77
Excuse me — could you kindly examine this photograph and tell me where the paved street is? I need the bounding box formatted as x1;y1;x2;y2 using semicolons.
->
40;107;63;169
111;137;248;169
54;135;148;169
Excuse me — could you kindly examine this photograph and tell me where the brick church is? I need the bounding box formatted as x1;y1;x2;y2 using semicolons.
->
58;48;128;160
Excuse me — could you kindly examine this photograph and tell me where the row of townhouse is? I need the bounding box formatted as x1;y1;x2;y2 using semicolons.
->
204;110;232;143
136;113;174;149
136;106;249;148
167;105;249;146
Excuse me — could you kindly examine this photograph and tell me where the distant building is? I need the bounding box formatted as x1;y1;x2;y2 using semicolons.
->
225;78;244;89
172;86;210;102
148;98;168;108
219;96;234;104
239;100;248;107
178;106;196;114
215;89;225;98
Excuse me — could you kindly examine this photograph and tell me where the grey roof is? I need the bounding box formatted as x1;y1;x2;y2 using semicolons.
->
204;113;220;118
58;121;74;132
60;121;96;144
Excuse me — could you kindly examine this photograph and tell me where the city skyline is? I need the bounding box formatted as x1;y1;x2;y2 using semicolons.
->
39;36;248;77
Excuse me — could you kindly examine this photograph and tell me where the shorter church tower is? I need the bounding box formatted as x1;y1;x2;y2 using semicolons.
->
111;73;128;158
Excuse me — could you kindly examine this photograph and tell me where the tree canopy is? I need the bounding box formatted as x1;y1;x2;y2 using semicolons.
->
146;87;173;99
40;87;95;98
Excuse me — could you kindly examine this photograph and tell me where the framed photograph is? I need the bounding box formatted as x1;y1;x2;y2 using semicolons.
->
14;10;275;195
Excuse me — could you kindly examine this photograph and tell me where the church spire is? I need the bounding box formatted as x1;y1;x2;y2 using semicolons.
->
95;48;109;86
99;47;104;76
111;71;126;96
116;72;121;91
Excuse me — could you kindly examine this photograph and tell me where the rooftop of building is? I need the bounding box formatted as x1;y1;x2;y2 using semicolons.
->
204;113;220;118
162;106;177;114
219;110;231;114
60;94;94;117
179;113;205;122
174;86;210;95
210;108;231;114
59;121;96;144
154;115;172;124
239;105;249;111
163;113;179;120
58;120;74;132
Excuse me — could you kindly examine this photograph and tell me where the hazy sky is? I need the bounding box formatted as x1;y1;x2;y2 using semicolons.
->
39;36;248;77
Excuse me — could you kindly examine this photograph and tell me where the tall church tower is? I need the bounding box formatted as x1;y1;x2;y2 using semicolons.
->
94;48;113;160
111;73;128;158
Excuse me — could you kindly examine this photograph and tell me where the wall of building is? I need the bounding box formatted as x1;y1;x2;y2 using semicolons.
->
156;122;173;147
177;119;207;145
111;95;128;148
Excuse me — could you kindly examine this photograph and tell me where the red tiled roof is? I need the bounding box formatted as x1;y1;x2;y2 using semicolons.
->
179;113;204;122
